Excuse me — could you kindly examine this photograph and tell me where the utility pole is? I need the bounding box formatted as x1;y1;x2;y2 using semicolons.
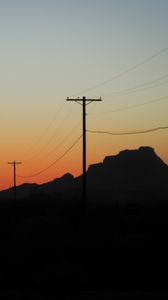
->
66;96;102;211
8;161;22;202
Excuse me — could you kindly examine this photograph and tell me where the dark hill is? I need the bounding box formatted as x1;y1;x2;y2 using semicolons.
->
86;146;168;190
41;173;75;198
0;146;167;200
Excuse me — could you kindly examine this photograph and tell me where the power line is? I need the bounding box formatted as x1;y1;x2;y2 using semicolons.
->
103;73;168;97
27;102;66;153
89;95;168;115
87;126;168;136
2;178;14;192
24;105;73;163
17;135;82;178
9;178;14;189
41;120;81;160
24;118;81;164
16;46;168;164
71;45;168;96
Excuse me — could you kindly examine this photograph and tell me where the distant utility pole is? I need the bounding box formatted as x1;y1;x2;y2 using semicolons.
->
8;161;22;202
66;96;102;211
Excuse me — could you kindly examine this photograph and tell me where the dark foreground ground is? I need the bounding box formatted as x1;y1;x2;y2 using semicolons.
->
0;192;168;299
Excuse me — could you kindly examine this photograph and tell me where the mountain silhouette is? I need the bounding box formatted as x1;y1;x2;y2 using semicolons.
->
86;146;168;189
0;146;167;200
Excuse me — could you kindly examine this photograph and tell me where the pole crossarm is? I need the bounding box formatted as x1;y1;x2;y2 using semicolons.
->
8;162;22;165
66;97;102;102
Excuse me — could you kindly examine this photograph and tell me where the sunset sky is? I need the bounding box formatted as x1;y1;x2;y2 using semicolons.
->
0;0;168;190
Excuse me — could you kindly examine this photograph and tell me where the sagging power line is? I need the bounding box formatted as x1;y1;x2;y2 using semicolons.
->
24;119;81;164
41;119;81;161
87;126;168;136
17;135;82;178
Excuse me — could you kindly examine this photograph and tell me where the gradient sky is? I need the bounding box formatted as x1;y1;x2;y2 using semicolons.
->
0;0;168;190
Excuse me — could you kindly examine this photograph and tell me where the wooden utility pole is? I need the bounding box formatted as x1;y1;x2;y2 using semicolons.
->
8;161;22;201
66;96;102;211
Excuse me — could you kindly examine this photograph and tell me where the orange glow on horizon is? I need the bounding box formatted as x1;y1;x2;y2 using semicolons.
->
1;130;168;191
